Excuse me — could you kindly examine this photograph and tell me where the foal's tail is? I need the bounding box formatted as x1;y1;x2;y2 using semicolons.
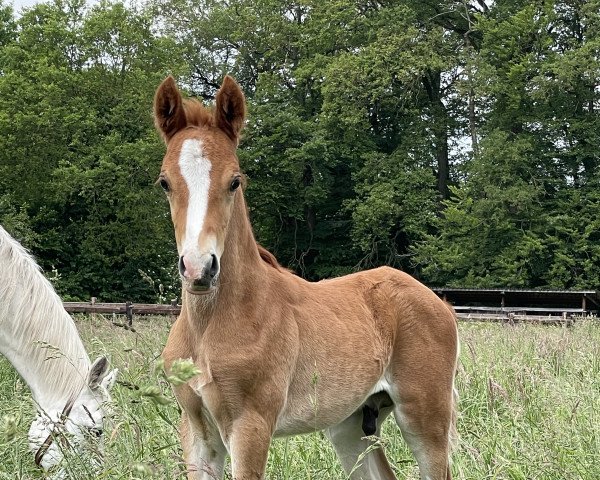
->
443;301;460;454
447;337;460;480
449;385;459;452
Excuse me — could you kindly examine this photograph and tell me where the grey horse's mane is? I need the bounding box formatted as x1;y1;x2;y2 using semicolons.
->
0;226;90;405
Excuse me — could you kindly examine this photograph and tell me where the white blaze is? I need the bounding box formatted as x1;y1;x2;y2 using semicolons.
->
179;139;212;256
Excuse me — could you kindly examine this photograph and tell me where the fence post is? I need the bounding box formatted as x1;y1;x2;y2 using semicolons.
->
91;297;97;321
126;301;133;328
170;298;178;321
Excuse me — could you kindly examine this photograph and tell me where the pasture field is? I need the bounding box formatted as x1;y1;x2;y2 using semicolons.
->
1;315;599;479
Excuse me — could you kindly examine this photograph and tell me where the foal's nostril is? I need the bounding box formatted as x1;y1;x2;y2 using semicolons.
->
209;254;219;278
178;256;185;276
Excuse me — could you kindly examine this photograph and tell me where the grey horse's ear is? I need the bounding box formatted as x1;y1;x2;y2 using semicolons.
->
101;369;118;391
88;356;109;390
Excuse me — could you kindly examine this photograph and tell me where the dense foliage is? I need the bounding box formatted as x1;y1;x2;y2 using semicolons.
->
0;0;597;300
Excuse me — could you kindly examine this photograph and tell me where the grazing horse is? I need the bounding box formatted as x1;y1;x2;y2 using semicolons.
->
155;75;459;480
0;226;116;473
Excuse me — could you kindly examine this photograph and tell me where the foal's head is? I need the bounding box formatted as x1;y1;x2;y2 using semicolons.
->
28;356;117;471
153;76;246;295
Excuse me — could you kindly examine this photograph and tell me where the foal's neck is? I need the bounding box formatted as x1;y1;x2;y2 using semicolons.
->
184;190;266;327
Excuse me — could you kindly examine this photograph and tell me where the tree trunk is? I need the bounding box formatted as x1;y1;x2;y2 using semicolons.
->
423;70;450;201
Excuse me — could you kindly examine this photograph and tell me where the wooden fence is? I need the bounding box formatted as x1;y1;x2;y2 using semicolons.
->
64;299;181;330
64;294;596;328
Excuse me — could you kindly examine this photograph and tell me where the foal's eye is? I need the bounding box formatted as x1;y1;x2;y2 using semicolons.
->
90;427;103;438
230;177;241;192
159;178;170;192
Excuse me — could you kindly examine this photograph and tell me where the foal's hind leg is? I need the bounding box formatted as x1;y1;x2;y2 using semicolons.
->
384;295;458;480
389;360;456;479
325;405;396;480
392;401;453;480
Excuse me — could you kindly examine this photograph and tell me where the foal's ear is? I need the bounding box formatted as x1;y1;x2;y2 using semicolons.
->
154;75;187;143
87;356;110;390
214;75;246;144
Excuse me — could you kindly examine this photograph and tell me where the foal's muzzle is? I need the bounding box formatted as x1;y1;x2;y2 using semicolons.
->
179;253;219;292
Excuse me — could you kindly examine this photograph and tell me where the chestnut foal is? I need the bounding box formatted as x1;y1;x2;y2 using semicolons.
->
154;75;458;480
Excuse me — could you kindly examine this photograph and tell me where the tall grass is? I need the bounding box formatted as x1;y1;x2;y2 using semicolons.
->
1;316;598;479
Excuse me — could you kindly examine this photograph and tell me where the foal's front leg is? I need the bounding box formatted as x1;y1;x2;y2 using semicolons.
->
182;410;227;480
228;409;275;480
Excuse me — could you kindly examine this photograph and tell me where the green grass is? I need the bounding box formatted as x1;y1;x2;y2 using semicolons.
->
1;316;599;479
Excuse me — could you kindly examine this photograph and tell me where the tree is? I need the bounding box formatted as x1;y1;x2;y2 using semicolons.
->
1;0;597;298
154;0;472;278
0;0;187;300
413;0;600;289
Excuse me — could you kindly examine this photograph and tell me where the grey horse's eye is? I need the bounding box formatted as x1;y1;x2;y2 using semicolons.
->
90;427;103;438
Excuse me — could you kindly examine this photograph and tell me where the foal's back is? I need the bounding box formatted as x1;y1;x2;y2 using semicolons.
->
288;266;458;479
264;265;457;439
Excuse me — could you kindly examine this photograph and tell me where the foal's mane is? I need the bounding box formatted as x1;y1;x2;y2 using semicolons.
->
0;227;90;404
256;244;292;274
183;98;213;128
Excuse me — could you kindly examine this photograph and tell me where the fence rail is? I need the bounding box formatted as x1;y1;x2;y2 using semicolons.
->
64;301;181;316
63;299;592;328
456;312;576;326
64;300;181;329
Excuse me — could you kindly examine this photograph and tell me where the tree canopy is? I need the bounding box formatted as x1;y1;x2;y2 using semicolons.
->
0;0;597;301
